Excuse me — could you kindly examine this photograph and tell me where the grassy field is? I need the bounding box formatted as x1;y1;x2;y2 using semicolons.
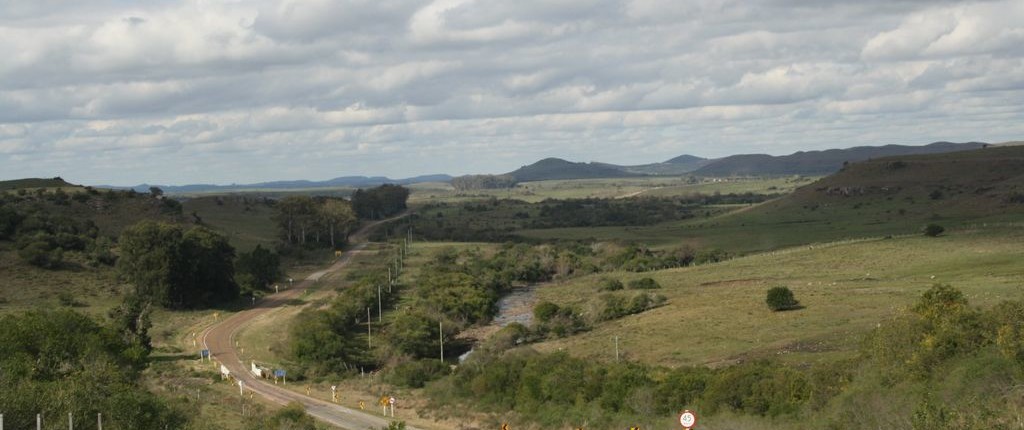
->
530;225;1024;368
182;196;280;252
409;176;807;204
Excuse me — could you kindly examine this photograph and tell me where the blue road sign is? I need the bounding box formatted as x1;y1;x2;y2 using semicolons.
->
274;369;286;377
200;349;210;358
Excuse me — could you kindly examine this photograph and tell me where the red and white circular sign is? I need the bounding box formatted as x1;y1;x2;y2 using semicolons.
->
679;410;697;428
389;397;396;405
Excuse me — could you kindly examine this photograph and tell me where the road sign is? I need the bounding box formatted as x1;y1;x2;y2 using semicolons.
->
274;369;286;377
679;410;697;429
200;349;210;360
389;396;396;405
359;400;365;410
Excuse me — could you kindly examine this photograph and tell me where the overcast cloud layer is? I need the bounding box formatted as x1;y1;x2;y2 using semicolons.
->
2;0;1023;185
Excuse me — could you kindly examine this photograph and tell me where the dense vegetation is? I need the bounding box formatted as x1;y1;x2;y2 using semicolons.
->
118;221;239;309
351;184;410;220
387;194;767;243
0;308;187;428
451;174;517;191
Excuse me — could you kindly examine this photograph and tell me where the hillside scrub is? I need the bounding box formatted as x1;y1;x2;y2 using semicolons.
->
425;285;1024;428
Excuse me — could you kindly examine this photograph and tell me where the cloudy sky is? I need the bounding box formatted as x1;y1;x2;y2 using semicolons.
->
2;0;1023;185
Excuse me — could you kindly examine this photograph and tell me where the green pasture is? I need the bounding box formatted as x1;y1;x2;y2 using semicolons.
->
531;225;1024;368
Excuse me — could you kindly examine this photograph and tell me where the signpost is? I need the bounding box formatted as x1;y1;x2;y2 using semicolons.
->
199;349;210;362
389;396;396;417
238;380;245;397
274;369;287;385
679;410;697;429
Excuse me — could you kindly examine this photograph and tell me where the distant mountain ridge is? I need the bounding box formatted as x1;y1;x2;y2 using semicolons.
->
691;141;987;177
50;141;1003;193
107;174;452;194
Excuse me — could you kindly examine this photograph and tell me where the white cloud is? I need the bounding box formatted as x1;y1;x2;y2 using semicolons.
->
0;0;1023;184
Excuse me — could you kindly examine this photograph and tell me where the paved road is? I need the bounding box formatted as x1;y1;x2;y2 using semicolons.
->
202;216;420;430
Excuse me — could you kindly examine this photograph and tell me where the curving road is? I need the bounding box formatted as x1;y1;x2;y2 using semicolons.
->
202;215;421;430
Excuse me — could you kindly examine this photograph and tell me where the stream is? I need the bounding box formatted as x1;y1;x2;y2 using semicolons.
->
458;285;538;362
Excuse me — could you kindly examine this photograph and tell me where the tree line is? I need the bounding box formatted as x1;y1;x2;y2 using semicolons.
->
351;184;410;220
450;174;517;191
274;196;357;248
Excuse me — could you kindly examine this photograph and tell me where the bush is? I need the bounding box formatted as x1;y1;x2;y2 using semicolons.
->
598;278;624;291
627;277;661;290
533;301;561;322
766;286;799;311
923;224;945;237
17;240;63;269
387;359;450;388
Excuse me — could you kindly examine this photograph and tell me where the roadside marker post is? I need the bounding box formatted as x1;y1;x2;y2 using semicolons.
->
238;380;245;397
389;396;396;417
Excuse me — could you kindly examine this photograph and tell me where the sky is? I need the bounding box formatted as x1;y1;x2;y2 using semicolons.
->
1;0;1023;185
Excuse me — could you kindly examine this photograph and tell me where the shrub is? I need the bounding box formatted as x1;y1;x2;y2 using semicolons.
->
18;240;63;269
387;359;449;388
923;224;945;237
627;277;660;290
598;278;624;291
766;286;799;311
533;301;561;322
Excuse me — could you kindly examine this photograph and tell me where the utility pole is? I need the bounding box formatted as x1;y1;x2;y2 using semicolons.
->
377;284;383;323
97;413;102;430
367;307;372;349
387;267;392;293
439;321;445;363
68;412;72;430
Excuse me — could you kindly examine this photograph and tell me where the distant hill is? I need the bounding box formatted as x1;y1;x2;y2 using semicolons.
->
616;154;711;175
109;174;453;194
506;158;642;182
0;177;78;191
692;141;987;177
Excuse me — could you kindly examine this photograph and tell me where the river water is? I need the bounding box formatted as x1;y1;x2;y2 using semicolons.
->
458;285;537;362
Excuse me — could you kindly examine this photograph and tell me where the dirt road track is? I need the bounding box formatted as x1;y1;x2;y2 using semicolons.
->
202;215;423;430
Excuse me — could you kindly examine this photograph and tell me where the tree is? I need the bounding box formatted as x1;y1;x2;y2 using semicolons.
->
235;245;282;293
923;224;945;237
766;286;799;311
351;184;410;219
319;199;357;249
118;221;238;309
148;186;163;198
108;293;153;368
